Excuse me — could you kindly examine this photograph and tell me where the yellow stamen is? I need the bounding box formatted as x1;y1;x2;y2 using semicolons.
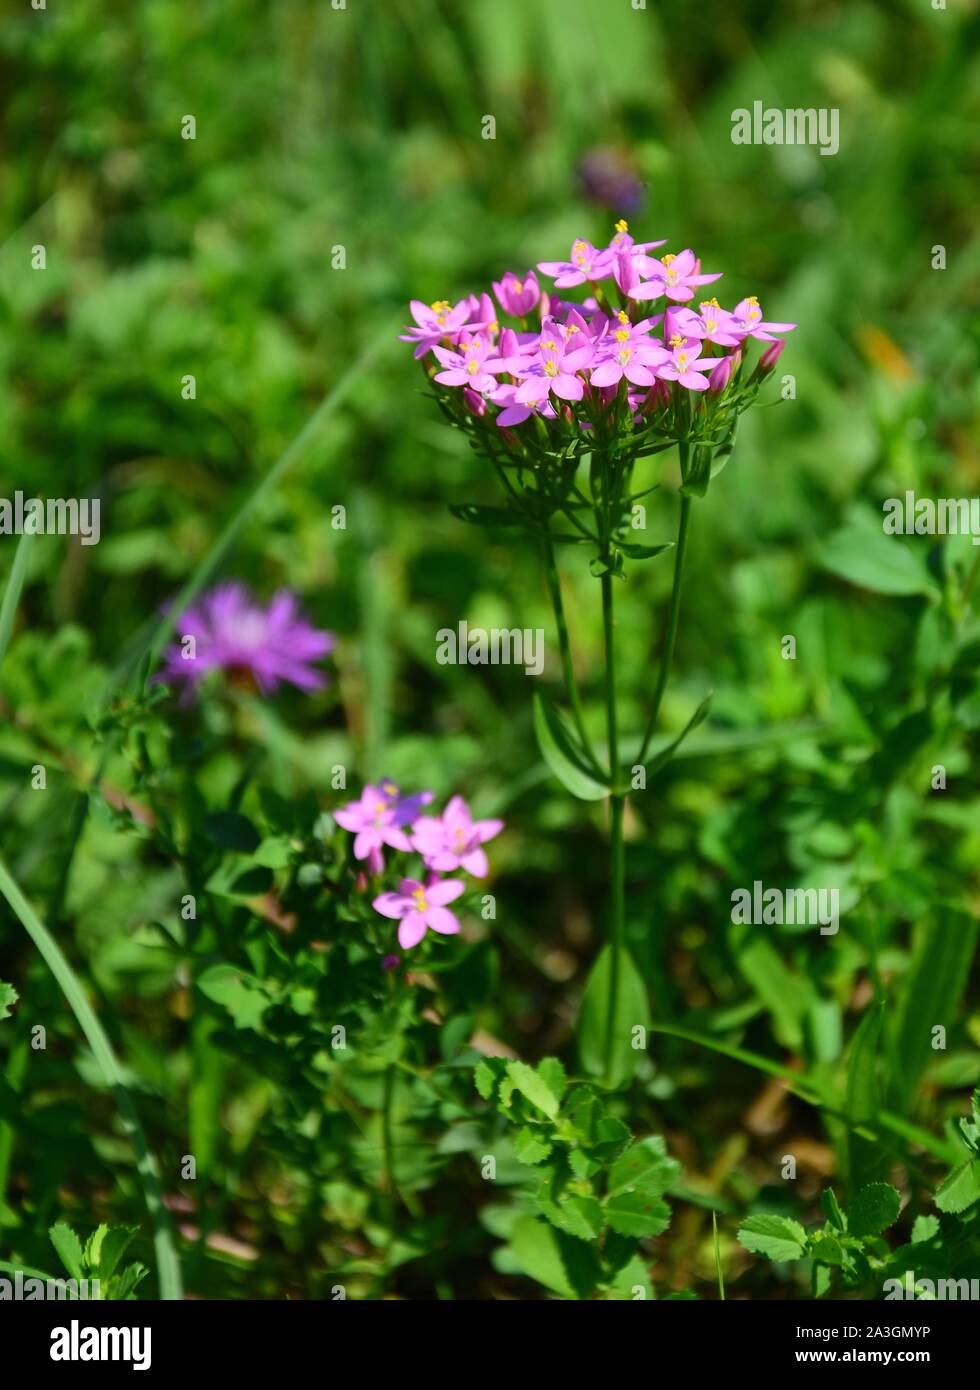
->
661;253;676;265
700;298;721;310
412;887;429;911
746;295;759;305
614;218;629;234
614;328;630;343
617;310;630;325
544;360;559;377
668;333;684;348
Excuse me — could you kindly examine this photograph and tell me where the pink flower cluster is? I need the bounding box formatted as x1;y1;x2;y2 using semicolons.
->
334;783;503;950
401;221;795;428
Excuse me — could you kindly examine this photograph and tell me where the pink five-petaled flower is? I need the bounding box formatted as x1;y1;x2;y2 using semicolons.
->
730;296;798;342
399;298;476;359
538;238;614;287
433;334;497;393
334;782;433;875
411;795;504;877
373;874;466;949
665;300;743;349
492;270;540;317
496;319;594;426
631;248;723;303
658;336;724;391
590;312;668;388
157;583;334;699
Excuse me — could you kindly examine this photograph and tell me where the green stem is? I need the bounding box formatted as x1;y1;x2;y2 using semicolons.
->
0;855;182;1299
601;571;626;1085
638;488;692;763
542;538;595;764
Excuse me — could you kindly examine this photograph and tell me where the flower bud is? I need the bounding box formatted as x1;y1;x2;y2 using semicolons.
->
757;338;786;376
708;355;735;394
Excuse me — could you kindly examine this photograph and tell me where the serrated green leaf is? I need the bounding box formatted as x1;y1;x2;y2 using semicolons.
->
50;1223;86;1281
537;1190;605;1242
608;1136;679;1198
603;1189;671;1239
504;1060;562;1119
514;1126;553;1165
809;1231;845;1267
0;981;17;1020
910;1214;940;1244
935;1160;980;1215
474;1059;499;1101
737;1214;808;1263
848;1182;901;1237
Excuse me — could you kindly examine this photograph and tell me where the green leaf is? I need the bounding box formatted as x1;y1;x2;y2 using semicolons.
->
603;1189;671;1239
737;1214;808;1263
94;1227;135;1282
846;1003;885;1192
577;944;649;1087
537;1190;606;1241
910;1214;940;1244
49;1223;86;1281
818;505;938;597
196;964;270;1031
644;692;713;779
504;1060;562;1119
514;1127;553;1165
448;502;528;529
474;1059;499;1101
616;541;673;561
848;1182;901;1238
821;1187;846;1232
533;693;609;800
895;911;978;1096
509;1215;599;1299
608;1136;679;1197
0;981;17;1020
935;1160;980;1215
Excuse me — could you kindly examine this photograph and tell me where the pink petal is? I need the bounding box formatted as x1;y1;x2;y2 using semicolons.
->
425;907;460;936
398;912;428;949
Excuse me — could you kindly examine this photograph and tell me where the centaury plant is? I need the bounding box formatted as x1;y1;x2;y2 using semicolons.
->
402;222;796;1086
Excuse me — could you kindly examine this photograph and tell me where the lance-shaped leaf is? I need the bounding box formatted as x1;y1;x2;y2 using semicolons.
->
533;693;609;801
644;691;713;779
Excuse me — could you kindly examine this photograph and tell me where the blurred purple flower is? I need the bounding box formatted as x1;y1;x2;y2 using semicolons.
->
158;583;333;699
577;148;645;215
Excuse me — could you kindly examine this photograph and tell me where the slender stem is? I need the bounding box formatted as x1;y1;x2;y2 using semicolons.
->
0;854;182;1299
638;489;693;763
601;571;626;1084
542;538;595;762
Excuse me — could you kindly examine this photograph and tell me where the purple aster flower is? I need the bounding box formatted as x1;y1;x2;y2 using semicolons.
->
630;248;723;303
334;781;433;874
731;296;797;342
411;795;504;877
157;583;334;699
492;270;540;317
373;874;466;950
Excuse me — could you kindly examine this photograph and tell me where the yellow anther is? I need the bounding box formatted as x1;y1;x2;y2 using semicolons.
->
542;339;558;351
618;348;632;364
617;310;630;325
614;328;630;343
677;352;689;368
661;253;676;265
668;333;684;348
615;218;629;233
466;359;479;374
544;360;559;377
700;298;721;310
746;295;759;305
411;887;429;911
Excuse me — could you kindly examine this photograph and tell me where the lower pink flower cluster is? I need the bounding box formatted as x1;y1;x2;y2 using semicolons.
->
334;783;503;950
401;221;795;428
